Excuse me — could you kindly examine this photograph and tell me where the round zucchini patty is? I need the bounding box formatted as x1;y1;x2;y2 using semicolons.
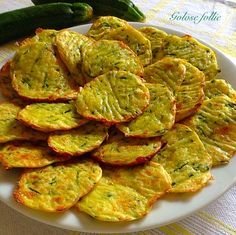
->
117;83;176;137
152;124;212;193
14;159;102;212
76;71;150;124
82;39;143;79
0;102;47;143
0;142;68;169
11;42;80;101
76;161;171;221
184;96;236;166
48;122;108;157
92;130;162;166
17;102;88;132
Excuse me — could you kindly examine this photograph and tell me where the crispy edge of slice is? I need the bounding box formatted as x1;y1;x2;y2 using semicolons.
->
0;60;21;100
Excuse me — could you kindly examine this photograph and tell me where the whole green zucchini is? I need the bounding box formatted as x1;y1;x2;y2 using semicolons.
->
0;3;93;44
31;0;145;22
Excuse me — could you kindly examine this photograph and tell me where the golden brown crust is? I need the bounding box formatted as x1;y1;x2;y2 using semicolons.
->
0;60;21;101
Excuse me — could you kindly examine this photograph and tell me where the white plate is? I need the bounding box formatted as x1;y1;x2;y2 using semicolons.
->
0;23;236;234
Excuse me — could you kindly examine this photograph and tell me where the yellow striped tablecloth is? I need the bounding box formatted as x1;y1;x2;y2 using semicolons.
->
0;0;235;234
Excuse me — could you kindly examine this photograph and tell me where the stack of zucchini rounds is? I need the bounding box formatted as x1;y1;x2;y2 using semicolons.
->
0;16;235;222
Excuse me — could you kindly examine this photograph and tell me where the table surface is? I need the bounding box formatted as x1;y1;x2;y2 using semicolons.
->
0;0;235;234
